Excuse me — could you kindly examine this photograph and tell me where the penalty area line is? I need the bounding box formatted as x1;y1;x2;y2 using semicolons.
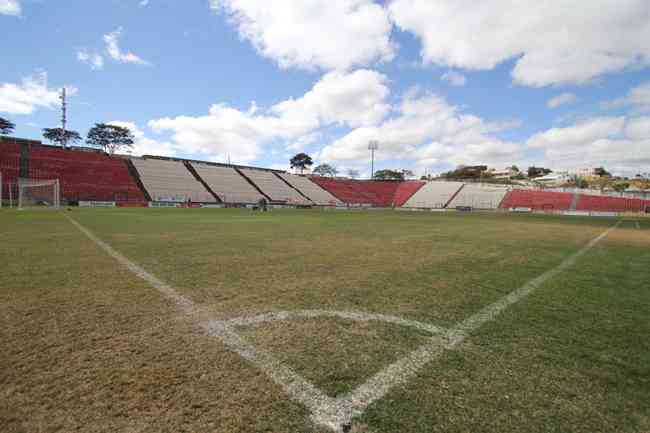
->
65;214;621;432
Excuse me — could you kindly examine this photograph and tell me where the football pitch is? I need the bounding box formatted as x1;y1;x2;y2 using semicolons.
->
1;208;649;433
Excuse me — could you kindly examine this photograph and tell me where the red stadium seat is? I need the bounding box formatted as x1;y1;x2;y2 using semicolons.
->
499;190;573;210
28;145;146;203
393;181;425;207
309;178;402;206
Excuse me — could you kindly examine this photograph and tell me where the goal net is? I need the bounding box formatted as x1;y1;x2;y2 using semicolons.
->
18;178;61;209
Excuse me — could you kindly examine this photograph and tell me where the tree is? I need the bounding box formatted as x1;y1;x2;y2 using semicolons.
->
510;165;520;173
401;169;415;179
373;169;404;180
42;128;82;147
594;167;611;177
527;166;552;178
572;176;588;189
312;164;338;177
289;153;313;174
612;181;630;192
86;123;135;154
0;117;15;136
347;169;360;179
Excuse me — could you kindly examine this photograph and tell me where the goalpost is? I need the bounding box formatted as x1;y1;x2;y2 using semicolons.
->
17;178;61;210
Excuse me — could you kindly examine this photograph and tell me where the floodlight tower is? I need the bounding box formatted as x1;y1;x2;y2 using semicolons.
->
368;140;379;179
60;88;68;148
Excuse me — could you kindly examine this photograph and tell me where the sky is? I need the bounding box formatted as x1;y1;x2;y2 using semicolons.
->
1;0;650;178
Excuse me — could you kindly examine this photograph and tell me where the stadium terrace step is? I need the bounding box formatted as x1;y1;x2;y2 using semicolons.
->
393;181;425;207
239;168;312;205
130;157;215;203
192;163;264;205
277;173;343;206
309;178;401;207
447;184;509;209
402;181;464;209
499;189;573;211
26;145;146;203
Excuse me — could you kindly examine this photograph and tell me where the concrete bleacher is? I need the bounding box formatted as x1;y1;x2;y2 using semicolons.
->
0;141;21;201
575;194;650;213
131;158;216;203
402;181;464;208
309;178;401;206
393;181;425;207
239;168;312;205
447;184;509;209
191;163;263;204
28;146;145;203
277;173;343;206
500;189;573;211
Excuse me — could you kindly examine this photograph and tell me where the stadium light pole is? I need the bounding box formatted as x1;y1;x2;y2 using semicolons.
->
368;140;379;179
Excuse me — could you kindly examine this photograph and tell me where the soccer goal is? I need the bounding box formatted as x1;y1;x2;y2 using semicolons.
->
17;178;61;210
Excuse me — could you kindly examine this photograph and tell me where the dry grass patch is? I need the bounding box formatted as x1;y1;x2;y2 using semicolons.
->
239;317;431;397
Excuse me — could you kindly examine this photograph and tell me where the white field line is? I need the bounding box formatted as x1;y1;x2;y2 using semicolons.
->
65;215;339;426
636;221;641;229
336;221;621;426
66;214;620;432
225;310;445;335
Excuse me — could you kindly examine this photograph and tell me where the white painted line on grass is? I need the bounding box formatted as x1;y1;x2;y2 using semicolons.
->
66;214;620;432
636;221;641;229
225;309;446;335
66;215;338;429
336;221;621;427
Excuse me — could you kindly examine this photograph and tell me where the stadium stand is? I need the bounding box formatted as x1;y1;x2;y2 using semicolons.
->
393;181;425;207
309;178;401;206
499;189;573;211
27;145;146;203
0;141;21;201
191;163;263;204
131;157;216;203
402;181;464;208
277;173;343;206
239;168;312;205
447;184;509;209
575;194;649;213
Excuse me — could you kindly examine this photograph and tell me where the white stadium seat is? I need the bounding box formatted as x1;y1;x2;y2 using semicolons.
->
240;169;312;205
131;158;216;203
277;173;343;206
403;181;464;208
192;163;263;204
447;184;509;209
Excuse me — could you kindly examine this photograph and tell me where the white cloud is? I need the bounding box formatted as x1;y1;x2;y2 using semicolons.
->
625;116;650;140
601;82;650;112
0;72;61;115
77;50;105;70
320;89;523;168
526;116;650;174
107;121;177;157
271;69;390;128
441;70;466;86
139;0;149;7
389;0;650;87
104;27;150;65
210;0;394;70
0;0;20;16
148;69;390;163
527;117;626;149
547;93;577;109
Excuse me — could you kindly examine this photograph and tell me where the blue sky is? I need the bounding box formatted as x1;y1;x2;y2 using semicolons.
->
2;0;650;177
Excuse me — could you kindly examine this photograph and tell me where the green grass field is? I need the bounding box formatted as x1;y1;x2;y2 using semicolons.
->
1;208;649;433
